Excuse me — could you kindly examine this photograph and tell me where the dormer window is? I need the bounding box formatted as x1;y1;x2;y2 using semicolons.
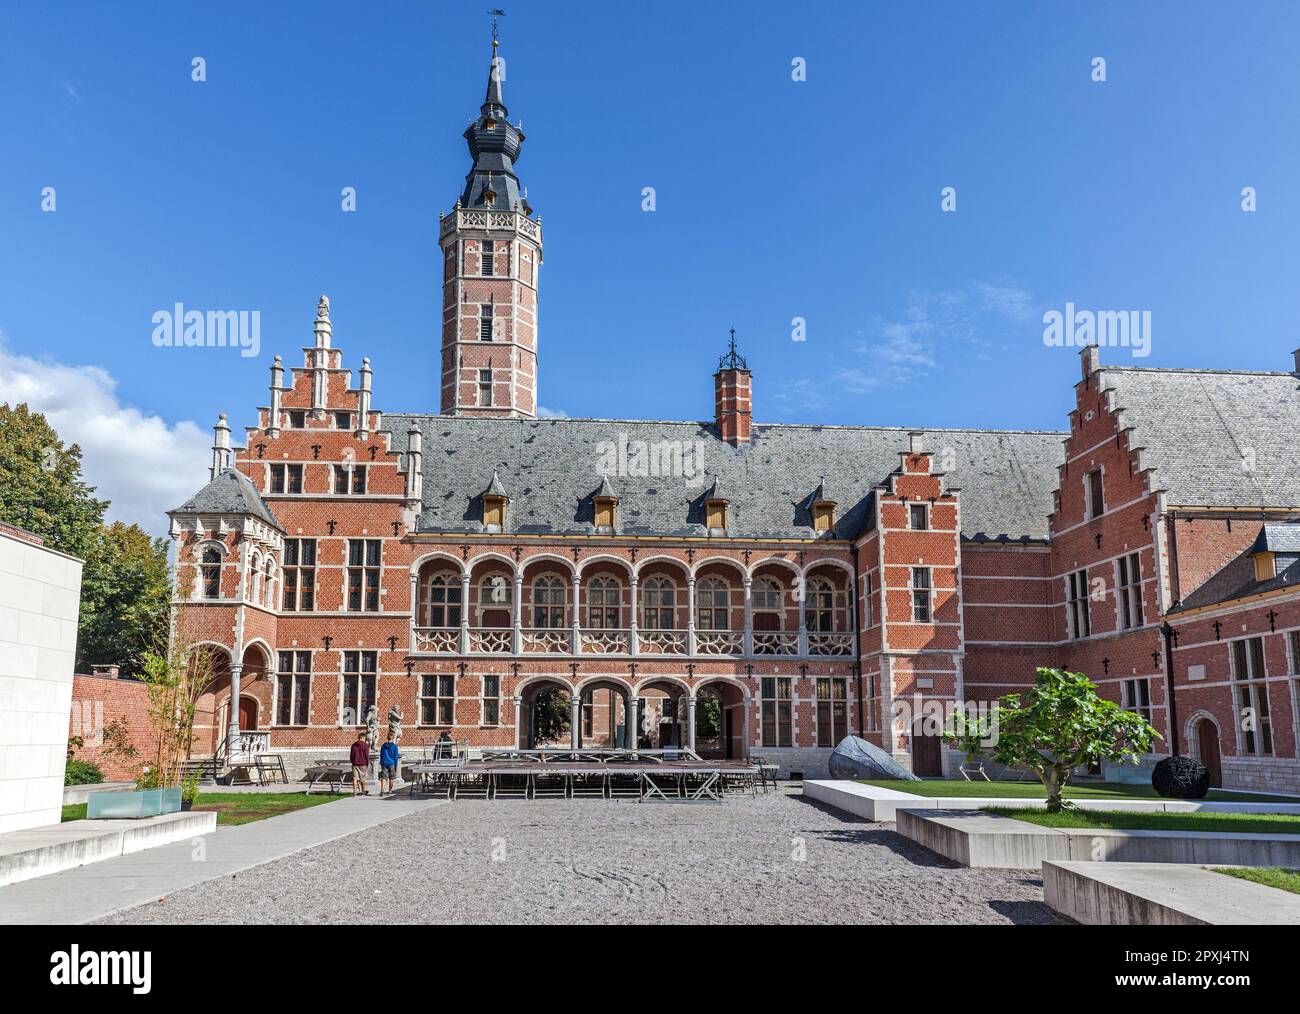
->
809;478;835;533
812;500;837;533
483;494;506;532
591;475;618;533
1254;552;1276;582
909;503;928;530
705;497;728;533
481;470;508;532
594;495;617;532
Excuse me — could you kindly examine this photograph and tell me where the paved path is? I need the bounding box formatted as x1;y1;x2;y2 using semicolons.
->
0;795;443;924
100;789;1065;925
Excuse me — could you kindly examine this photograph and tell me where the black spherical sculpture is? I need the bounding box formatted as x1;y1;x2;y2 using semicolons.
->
1151;755;1210;799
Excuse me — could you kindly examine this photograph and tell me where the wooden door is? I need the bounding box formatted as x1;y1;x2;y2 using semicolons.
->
239;697;258;731
1198;721;1222;787
912;729;942;776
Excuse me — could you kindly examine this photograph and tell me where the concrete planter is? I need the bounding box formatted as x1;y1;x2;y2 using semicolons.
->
86;787;182;819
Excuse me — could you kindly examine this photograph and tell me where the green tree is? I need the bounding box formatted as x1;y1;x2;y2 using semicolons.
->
77;522;171;677
0;403;107;560
531;687;572;745
694;693;721;740
0;404;172;677
955;667;1159;812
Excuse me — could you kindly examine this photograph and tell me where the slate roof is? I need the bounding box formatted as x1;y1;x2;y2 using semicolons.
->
169;469;281;529
386;415;1066;541
1251;523;1300;555
1172;524;1300;612
1099;366;1300;508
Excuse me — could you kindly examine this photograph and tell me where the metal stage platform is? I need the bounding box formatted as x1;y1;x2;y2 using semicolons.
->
404;748;764;802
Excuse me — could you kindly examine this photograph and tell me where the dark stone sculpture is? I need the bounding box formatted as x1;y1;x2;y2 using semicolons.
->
1151;755;1210;799
828;736;921;782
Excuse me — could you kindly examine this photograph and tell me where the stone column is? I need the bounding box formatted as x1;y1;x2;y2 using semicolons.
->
409;572;419;649
226;663;244;755
798;591;809;657
570;691;581;750
686;577;696;656
571;574;582;654
512;573;523;654
628;574;639;656
459;573;471;654
626;695;639;751
686;695;697;753
743;577;754;656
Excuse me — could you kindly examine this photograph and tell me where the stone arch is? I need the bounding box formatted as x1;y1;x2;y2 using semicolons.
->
576;676;635;749
516;676;574;749
409;550;466;577
694;676;750;759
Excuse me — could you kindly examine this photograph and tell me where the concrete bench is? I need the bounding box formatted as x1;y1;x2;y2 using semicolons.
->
896;808;1300;869
1044;860;1300;925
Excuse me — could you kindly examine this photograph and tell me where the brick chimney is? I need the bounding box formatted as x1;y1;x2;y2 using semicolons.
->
91;664;121;678
1292;346;1300;374
714;328;752;446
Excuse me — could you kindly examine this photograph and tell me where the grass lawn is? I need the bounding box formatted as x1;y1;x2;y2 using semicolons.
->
61;792;342;826
983;806;1300;836
1214;867;1300;895
859;779;1294;803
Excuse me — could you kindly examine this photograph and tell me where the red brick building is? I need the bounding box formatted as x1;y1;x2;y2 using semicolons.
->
161;38;1300;791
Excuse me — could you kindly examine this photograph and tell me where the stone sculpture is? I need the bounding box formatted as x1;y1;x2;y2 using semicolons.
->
827;735;921;781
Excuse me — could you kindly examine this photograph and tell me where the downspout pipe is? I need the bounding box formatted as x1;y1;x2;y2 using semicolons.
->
1161;620;1180;756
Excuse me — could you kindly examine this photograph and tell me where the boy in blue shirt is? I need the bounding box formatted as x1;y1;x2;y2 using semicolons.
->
378;735;401;796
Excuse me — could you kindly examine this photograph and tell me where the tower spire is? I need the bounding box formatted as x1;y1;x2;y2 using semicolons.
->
484;9;507;114
459;11;523;210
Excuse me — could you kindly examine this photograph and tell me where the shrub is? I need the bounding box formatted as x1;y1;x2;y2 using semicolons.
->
64;759;104;786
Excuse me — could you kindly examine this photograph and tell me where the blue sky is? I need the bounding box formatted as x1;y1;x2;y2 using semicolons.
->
3;1;1300;531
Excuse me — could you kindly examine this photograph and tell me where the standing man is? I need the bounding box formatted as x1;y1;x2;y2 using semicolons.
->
350;732;371;797
378;734;401;796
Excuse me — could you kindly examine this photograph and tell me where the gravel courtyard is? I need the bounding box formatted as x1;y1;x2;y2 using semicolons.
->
102;788;1065;925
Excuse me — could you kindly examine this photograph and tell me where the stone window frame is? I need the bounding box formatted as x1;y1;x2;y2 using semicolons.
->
1121;676;1152;727
910;566;932;624
760;676;793;748
1065;568;1091;639
815;676;849;748
420;672;456;727
1229;634;1273;757
282;537;317;612
339;650;378;727
195;540;227;600
1115;552;1144;630
481;673;501;727
274;650;312;727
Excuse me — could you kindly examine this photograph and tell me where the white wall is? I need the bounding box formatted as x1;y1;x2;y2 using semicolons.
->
0;528;83;834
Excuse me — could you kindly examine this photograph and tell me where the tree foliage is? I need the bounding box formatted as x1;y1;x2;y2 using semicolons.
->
0;403;171;676
78;522;171;676
952;667;1159;812
0;402;107;560
531;687;571;745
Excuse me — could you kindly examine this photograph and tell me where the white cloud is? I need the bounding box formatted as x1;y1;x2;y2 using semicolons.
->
0;337;209;536
774;279;1037;409
537;405;569;418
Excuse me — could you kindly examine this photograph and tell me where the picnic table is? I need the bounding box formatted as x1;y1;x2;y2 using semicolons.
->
304;761;353;794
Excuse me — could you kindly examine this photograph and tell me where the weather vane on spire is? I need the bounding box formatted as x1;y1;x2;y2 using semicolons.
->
488;9;505;48
720;327;748;371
